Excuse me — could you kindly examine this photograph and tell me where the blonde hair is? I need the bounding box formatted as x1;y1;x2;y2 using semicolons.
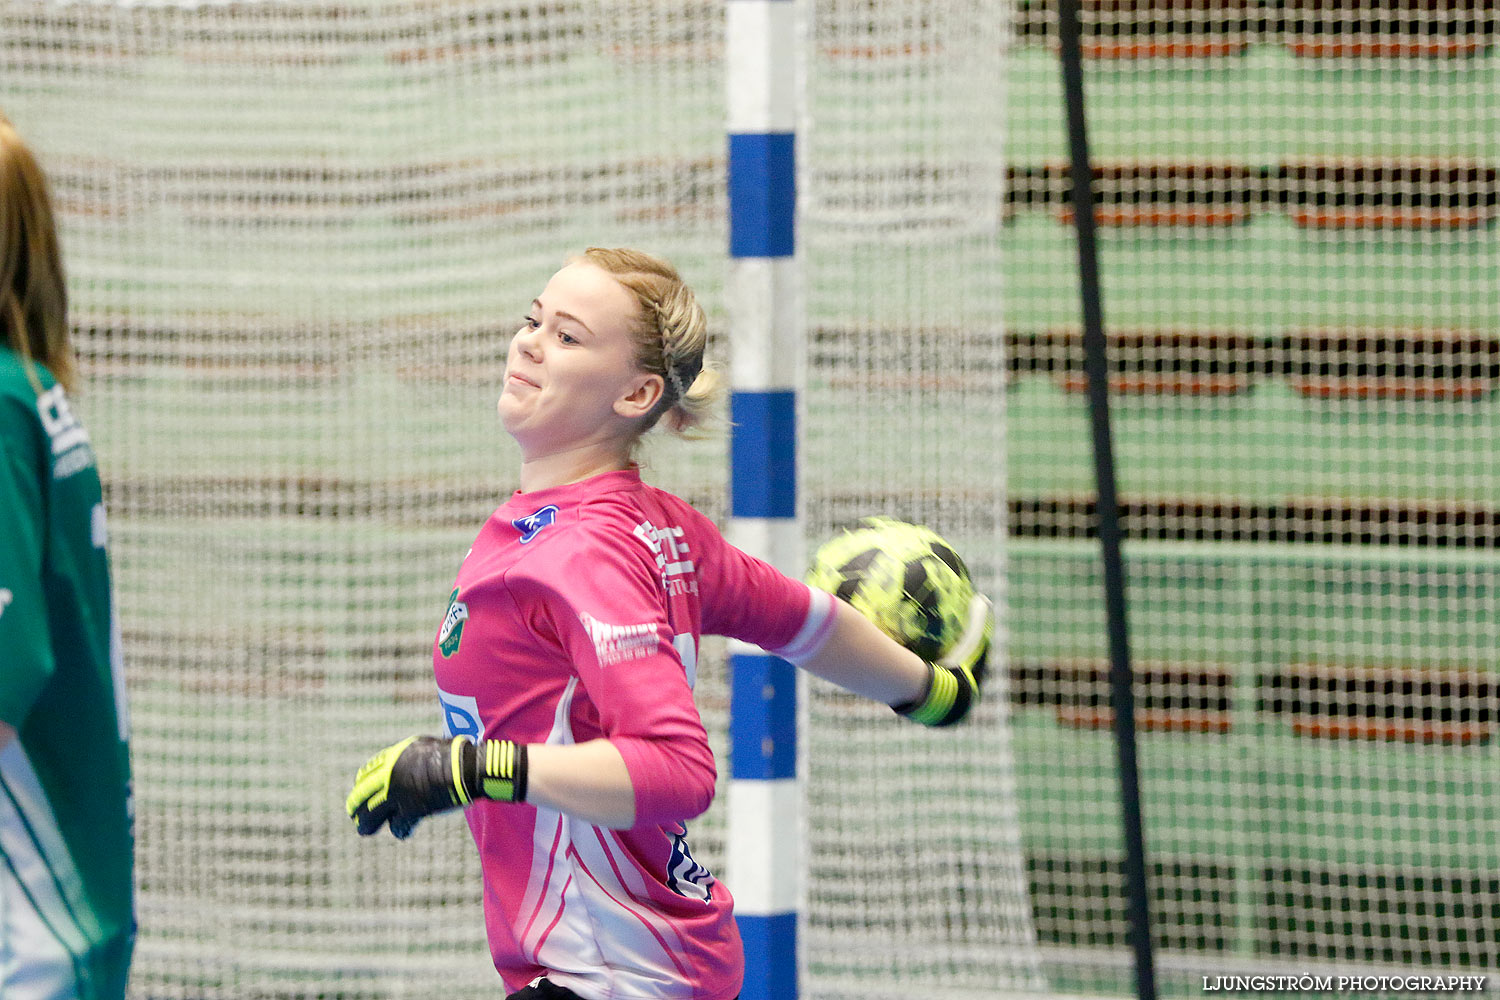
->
0;113;74;395
574;246;722;438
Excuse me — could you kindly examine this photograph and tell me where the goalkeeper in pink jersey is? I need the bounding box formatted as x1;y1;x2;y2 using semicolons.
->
345;247;990;1000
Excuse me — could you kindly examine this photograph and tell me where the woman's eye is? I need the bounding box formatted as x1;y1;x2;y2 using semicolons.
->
523;315;540;330
558;331;578;345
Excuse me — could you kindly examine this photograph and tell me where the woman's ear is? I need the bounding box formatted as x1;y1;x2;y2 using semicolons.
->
615;373;665;420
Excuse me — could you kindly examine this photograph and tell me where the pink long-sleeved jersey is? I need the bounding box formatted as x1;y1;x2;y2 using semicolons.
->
431;467;833;1000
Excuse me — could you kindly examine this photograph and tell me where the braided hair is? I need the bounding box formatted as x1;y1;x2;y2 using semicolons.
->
575;247;721;437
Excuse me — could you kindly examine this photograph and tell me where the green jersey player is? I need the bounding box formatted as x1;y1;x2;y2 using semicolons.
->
0;113;134;1000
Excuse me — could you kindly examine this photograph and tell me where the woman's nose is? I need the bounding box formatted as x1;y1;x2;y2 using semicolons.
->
514;327;542;360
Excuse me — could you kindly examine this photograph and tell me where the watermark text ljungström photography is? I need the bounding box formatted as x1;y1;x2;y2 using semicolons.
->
1202;975;1489;994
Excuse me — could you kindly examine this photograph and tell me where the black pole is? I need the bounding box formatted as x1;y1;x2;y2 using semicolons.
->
1053;3;1158;999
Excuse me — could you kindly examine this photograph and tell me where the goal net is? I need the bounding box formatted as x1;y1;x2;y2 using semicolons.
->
801;3;1039;998
1005;1;1500;995
0;1;1038;998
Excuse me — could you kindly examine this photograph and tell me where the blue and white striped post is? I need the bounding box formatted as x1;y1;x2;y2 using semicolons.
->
725;2;802;999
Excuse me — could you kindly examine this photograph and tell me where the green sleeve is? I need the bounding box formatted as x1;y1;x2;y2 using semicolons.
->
0;407;55;730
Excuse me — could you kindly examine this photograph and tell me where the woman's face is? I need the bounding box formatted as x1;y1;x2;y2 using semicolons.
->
498;261;661;459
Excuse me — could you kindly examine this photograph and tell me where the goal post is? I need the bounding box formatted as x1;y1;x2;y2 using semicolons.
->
723;2;805;999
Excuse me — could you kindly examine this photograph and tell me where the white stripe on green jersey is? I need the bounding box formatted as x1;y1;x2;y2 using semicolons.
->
1;856;83;1000
0;740;97;995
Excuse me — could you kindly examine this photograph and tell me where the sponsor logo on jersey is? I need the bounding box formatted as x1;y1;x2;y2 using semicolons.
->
512;504;559;544
437;689;481;740
632;519;697;595
438;588;469;658
578;610;658;667
91;503;109;548
36;385;93;477
36;385;89;455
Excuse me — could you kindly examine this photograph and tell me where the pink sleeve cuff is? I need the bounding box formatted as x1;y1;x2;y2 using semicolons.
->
613;733;717;827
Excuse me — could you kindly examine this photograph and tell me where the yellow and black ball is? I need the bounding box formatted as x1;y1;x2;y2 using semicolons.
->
806;516;977;663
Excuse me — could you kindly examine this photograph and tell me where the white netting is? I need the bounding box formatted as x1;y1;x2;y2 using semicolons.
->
1005;2;1500;995
1;1;1035;998
5;2;725;997
801;2;1041;998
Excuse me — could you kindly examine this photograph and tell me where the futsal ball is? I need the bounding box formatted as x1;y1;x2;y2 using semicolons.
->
805;516;978;663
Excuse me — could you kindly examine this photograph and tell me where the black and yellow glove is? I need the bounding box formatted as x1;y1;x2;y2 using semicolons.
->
345;735;529;839
891;594;993;727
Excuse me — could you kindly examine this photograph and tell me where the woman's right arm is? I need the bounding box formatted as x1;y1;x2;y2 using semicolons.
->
701;518;990;724
791;596;931;705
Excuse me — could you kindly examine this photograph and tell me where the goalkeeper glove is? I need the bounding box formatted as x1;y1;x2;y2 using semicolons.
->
345;735;529;839
892;593;992;727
